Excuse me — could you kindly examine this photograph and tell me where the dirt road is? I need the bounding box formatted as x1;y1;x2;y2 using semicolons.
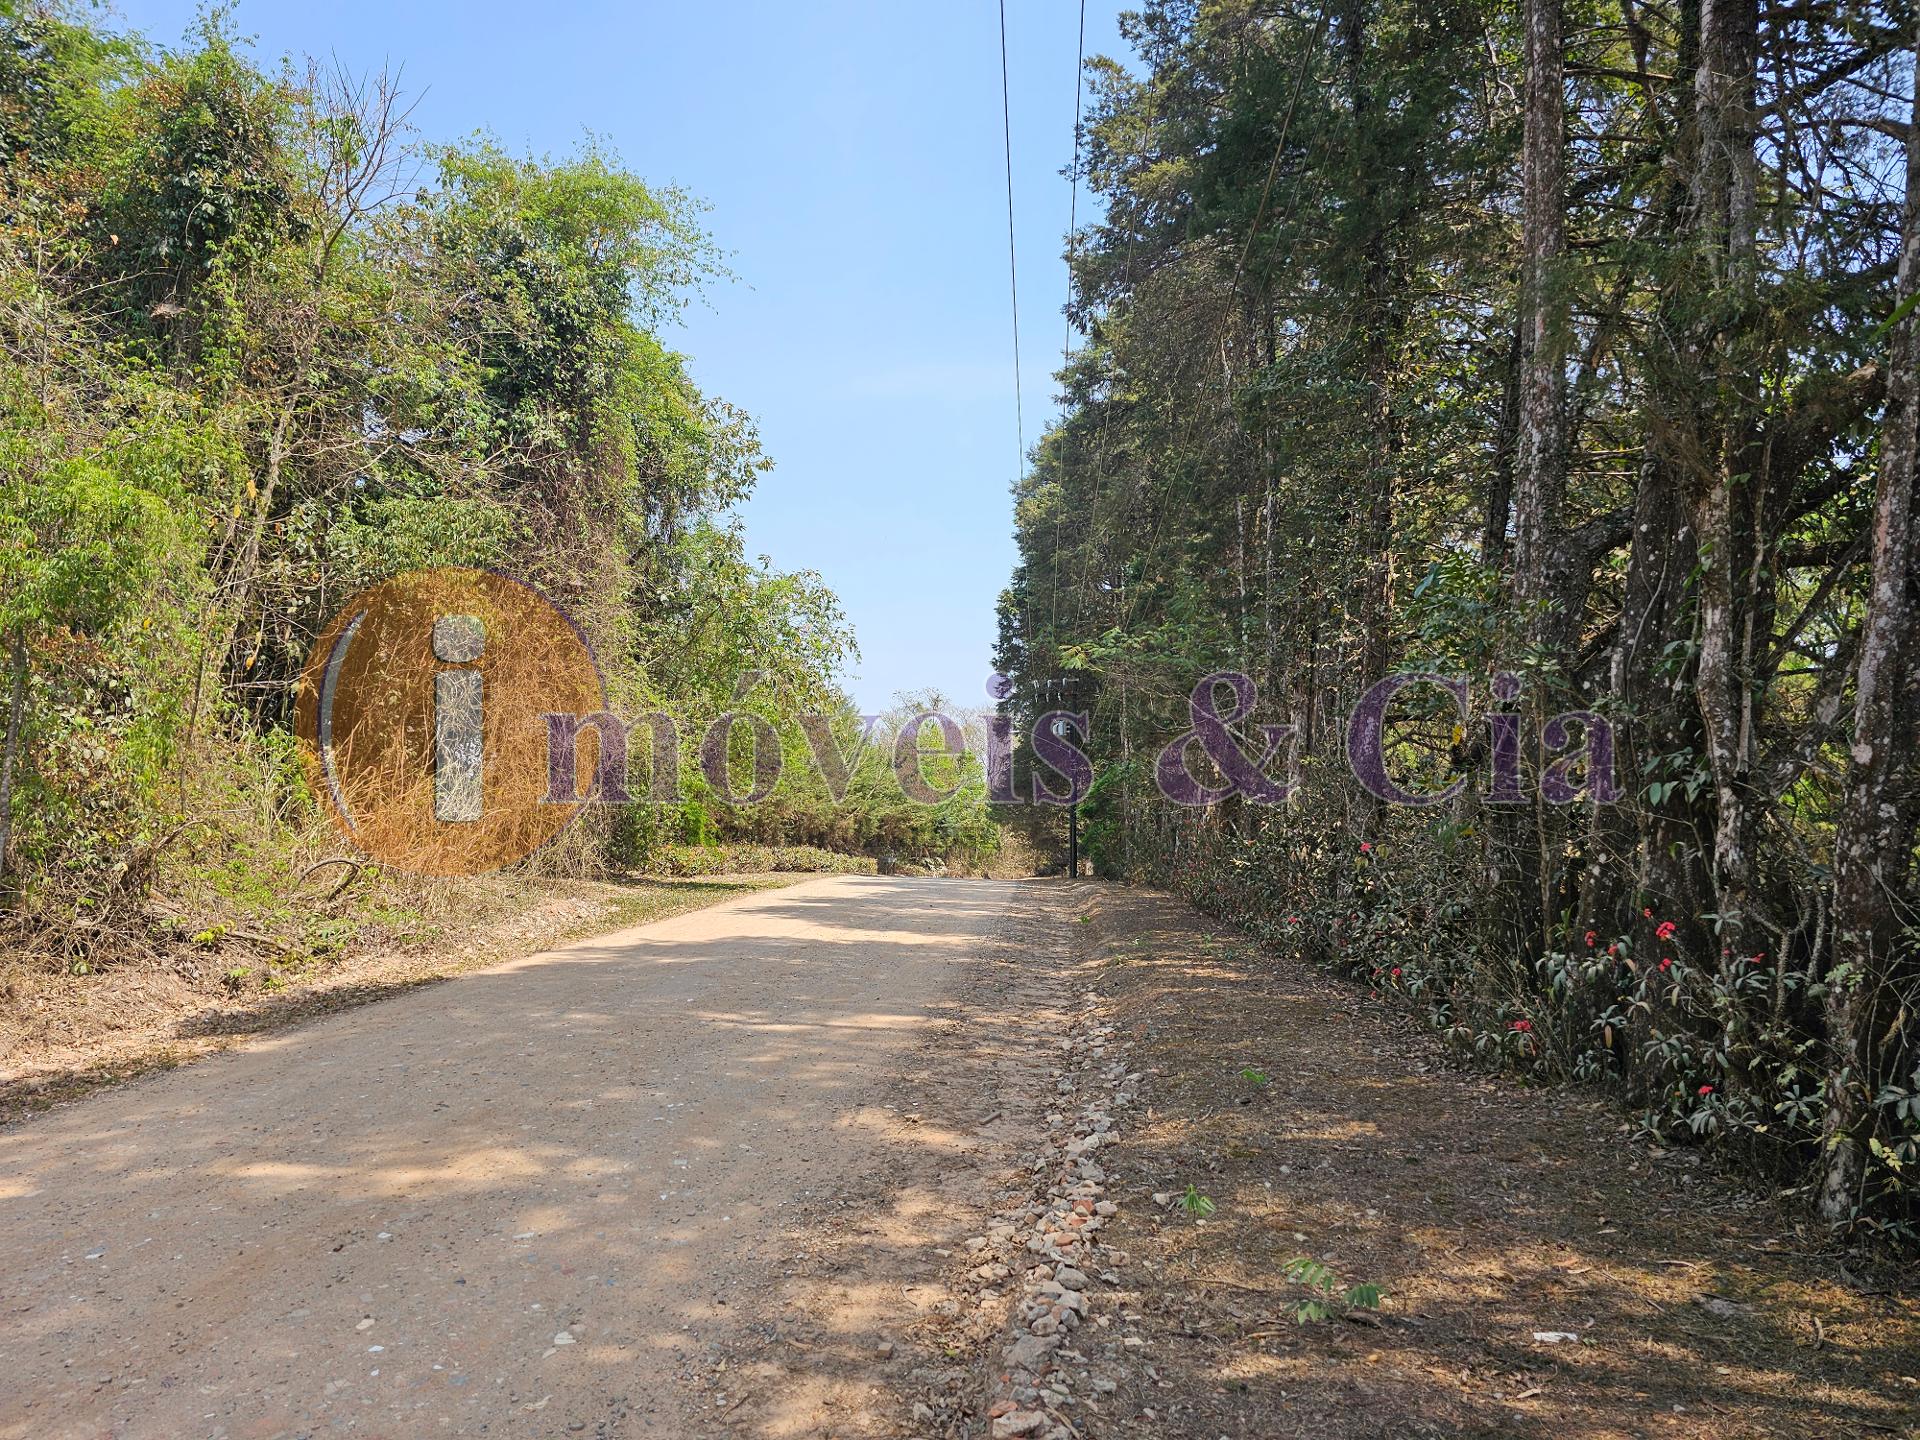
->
0;875;1045;1440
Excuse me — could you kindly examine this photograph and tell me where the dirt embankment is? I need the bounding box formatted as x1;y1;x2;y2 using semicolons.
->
0;871;800;1122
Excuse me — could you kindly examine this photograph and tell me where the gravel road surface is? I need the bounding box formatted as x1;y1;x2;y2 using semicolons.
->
0;875;1031;1439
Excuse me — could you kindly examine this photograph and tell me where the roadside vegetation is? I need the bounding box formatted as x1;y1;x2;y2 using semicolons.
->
997;0;1919;1237
0;6;997;999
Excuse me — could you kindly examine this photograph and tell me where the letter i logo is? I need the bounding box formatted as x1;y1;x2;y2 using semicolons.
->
297;566;605;875
433;615;486;822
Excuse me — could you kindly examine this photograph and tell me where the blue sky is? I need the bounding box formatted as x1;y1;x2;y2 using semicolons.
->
113;0;1131;710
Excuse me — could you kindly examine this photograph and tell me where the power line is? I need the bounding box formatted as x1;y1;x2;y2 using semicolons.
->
1124;4;1332;612
998;0;1025;476
1226;4;1330;309
1052;0;1088;637
1064;0;1086;366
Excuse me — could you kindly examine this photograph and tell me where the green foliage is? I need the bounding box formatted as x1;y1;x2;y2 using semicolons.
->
1281;1257;1384;1324
1179;1183;1216;1218
995;0;1918;1231
646;843;878;879
678;794;718;849
0;7;1000;954
0;362;196;643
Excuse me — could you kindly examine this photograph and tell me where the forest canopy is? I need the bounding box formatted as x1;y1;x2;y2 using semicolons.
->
996;0;1919;1233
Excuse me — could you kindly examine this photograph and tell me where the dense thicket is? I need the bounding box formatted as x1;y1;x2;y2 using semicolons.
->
0;8;993;955
998;0;1919;1232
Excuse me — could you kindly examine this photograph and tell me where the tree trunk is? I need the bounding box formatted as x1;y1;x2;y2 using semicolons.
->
186;403;293;753
1513;0;1568;637
1817;38;1920;1226
1686;0;1763;968
1342;0;1397;846
1509;0;1573;954
1585;444;1708;1093
1483;324;1523;572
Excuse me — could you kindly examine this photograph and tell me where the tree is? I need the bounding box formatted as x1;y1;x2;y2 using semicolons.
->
999;0;1920;1229
1820;31;1920;1226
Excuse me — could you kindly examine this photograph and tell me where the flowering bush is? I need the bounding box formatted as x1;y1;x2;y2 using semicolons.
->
1119;769;1918;1238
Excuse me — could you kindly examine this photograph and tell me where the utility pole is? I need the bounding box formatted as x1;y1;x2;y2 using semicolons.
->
1050;707;1081;878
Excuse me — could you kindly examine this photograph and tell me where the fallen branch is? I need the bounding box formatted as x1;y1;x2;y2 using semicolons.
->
295;857;365;903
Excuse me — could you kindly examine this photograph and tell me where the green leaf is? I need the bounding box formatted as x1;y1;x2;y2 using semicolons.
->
1872;289;1920;339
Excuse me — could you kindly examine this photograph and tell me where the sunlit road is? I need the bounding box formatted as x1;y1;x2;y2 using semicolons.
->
0;875;1022;1439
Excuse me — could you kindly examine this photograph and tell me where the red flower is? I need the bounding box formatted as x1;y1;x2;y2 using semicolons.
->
1606;943;1619;957
1698;1084;1714;1096
1286;915;1299;924
1584;930;1597;947
1658;957;1672;971
1511;1019;1533;1032
1391;967;1402;978
1656;920;1677;941
1360;841;1373;853
1643;907;1653;918
1369;989;1379;999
